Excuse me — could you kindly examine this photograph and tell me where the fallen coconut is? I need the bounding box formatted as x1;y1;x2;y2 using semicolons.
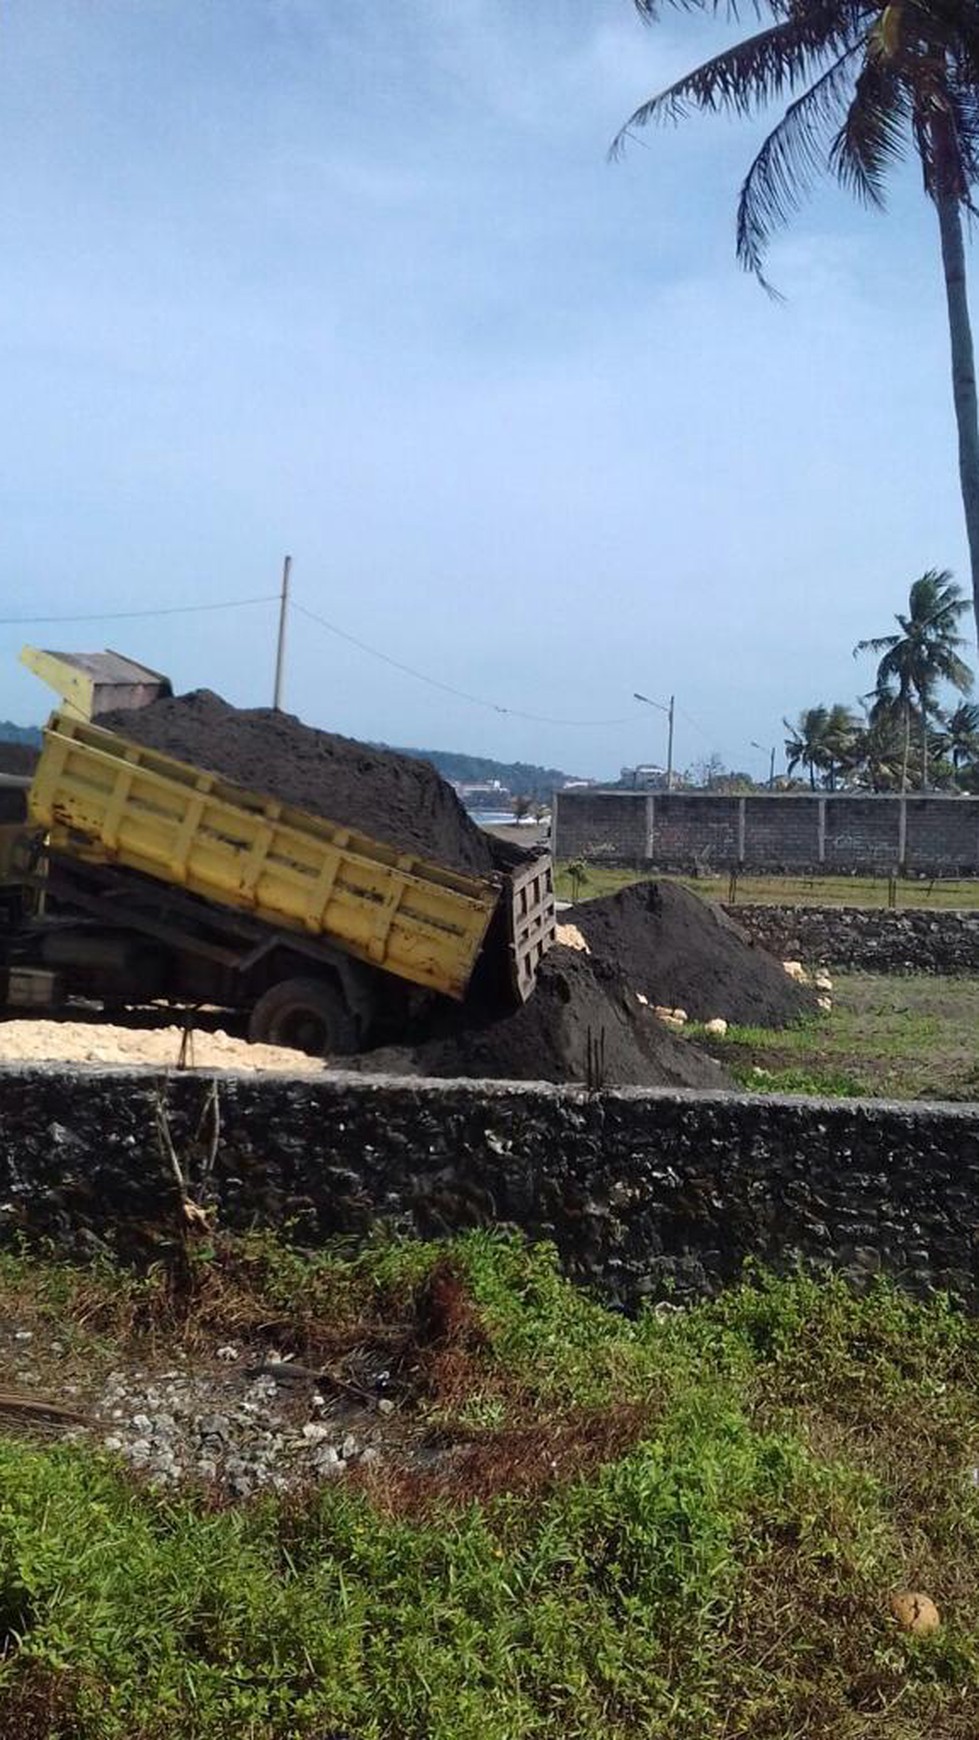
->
890;1591;940;1635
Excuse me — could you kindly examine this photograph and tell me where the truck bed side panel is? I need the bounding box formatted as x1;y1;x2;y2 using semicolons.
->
29;716;499;1000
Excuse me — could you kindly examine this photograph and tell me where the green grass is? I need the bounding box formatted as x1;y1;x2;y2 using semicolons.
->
555;861;979;910
691;972;979;1101
4;1235;979;1735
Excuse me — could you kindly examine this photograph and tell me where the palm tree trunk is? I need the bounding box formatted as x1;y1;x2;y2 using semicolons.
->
901;702;911;794
921;706;929;791
936;190;979;646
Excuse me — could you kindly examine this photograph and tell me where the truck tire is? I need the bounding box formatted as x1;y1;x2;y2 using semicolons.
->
248;976;358;1057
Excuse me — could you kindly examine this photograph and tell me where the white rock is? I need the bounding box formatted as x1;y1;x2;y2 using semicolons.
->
782;960;807;982
817;995;833;1012
377;1397;396;1416
215;1345;239;1363
301;1422;333;1444
704;1018;728;1037
814;972;833;991
102;1435;124;1453
13;1330;32;1343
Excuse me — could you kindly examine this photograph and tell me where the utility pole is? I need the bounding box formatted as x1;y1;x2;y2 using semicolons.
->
634;690;676;790
273;554;291;711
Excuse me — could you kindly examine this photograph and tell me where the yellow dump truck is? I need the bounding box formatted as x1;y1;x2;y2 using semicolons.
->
1;650;555;1054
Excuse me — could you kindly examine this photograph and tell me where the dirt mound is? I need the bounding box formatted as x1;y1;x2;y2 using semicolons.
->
358;947;730;1090
98;691;496;878
573;880;815;1029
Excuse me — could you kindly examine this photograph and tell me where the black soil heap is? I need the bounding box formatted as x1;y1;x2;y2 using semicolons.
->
359;946;731;1091
573;880;815;1027
99;691;496;878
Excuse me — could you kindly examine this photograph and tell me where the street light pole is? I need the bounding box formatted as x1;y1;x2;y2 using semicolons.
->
634;691;676;791
751;740;777;790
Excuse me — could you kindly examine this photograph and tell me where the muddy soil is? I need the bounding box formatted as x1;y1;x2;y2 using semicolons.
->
99;691;497;877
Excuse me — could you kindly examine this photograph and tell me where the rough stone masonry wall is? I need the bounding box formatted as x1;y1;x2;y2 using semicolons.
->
553;789;979;876
731;904;979;973
4;1065;979;1310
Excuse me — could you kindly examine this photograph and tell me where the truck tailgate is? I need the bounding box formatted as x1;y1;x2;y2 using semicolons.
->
29;714;500;1000
506;852;556;1002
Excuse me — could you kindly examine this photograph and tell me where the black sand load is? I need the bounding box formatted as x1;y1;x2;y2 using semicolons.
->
99;691;496;878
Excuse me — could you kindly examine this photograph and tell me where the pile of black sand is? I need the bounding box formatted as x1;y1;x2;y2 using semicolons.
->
99;691;497;877
573;880;815;1028
356;947;731;1090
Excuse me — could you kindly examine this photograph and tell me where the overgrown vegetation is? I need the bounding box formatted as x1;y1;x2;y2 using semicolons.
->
2;1234;979;1735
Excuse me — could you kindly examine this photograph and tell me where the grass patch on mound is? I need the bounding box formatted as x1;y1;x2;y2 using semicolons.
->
2;1236;979;1735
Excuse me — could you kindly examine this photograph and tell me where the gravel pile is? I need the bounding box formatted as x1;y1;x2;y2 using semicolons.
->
92;1359;390;1496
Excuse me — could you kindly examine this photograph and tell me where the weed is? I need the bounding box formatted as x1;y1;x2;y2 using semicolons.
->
0;1240;978;1734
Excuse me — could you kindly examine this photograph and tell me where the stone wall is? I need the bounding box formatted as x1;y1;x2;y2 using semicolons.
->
4;1065;979;1309
553;789;979;876
731;903;979;973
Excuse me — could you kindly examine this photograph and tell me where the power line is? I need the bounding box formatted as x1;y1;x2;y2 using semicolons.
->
0;594;278;626
293;601;643;727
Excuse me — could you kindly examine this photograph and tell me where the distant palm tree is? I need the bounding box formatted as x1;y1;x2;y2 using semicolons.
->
941;699;979;776
854;571;973;790
849;702;907;792
823;703;859;791
614;2;979;647
784;706;829;790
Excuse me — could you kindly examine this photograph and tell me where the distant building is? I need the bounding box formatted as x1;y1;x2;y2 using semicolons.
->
619;765;669;791
453;779;510;809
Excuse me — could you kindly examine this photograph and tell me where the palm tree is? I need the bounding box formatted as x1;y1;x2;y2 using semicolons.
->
849;701;907;790
854;569;973;788
615;1;979;645
784;705;830;789
823;702;859;789
941;698;979;775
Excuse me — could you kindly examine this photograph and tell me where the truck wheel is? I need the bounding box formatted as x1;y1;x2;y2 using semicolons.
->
248;977;358;1057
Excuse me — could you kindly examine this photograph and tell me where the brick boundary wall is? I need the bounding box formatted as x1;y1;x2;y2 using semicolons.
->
3;1066;979;1311
552;790;979;877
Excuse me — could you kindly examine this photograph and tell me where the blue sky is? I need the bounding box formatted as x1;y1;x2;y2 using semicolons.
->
0;0;969;780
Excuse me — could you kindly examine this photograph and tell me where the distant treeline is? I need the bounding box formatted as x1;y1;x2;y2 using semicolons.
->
387;747;573;798
0;722;41;746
